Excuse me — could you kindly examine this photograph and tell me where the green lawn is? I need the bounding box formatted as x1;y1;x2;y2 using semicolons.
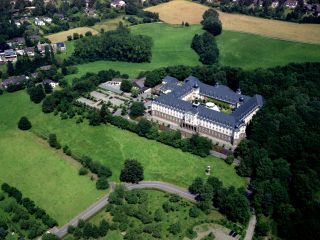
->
217;30;320;70
64;23;320;80
0;93;105;226
86;189;225;240
0;91;246;189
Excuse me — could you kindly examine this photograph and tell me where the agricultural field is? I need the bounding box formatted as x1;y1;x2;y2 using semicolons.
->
46;27;99;43
64;23;320;80
145;0;320;44
71;189;227;240
0;91;246;189
0;92;105;226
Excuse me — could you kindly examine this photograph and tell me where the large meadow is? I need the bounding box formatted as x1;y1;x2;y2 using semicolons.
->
0;91;246;224
0;92;105;226
64;23;320;80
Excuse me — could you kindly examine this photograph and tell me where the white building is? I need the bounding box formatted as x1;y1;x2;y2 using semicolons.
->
111;0;126;8
151;76;264;147
35;18;45;26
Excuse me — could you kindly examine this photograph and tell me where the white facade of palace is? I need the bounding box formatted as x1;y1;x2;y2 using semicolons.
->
151;76;263;147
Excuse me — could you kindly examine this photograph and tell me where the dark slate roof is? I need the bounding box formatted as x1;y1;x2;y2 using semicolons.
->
133;77;149;91
232;94;264;122
153;75;264;128
2;75;27;87
4;49;16;56
56;42;65;48
184;76;249;105
43;79;54;84
163;76;178;85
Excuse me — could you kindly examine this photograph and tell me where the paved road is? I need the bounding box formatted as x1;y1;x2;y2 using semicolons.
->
50;181;195;238
244;213;257;240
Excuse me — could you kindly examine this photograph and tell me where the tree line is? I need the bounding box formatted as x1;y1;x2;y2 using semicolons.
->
191;9;222;65
1;183;58;229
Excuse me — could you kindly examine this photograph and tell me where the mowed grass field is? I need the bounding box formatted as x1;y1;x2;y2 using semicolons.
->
218;31;320;69
64;23;320;80
1;91;247;189
145;0;320;44
0;93;105;226
47;27;99;43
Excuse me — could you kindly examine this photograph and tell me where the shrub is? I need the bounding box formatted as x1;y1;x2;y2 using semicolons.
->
189;205;201;218
225;155;234;165
79;167;89;176
96;177;109;190
48;133;61;149
168;222;181;235
18;116;32;130
120;159;144;183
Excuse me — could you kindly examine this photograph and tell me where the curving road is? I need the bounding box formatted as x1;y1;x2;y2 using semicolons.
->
50;181;255;240
50;181;195;238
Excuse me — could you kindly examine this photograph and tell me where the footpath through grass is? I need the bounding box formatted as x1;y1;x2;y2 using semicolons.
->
0;92;105;226
64;23;320;80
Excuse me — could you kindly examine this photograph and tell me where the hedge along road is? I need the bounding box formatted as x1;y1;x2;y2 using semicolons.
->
49;181;196;238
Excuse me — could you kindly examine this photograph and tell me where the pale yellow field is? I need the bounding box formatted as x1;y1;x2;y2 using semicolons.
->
146;0;320;44
91;16;130;32
47;27;99;43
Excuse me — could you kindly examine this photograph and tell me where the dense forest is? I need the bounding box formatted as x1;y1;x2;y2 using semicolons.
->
67;27;153;64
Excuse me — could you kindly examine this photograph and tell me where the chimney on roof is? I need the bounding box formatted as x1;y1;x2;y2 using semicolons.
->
236;88;241;94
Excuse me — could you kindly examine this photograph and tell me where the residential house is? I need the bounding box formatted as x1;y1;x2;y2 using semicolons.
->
133;77;150;93
24;47;35;57
52;42;66;52
43;17;52;24
271;1;279;8
3;49;17;62
111;0;126;8
7;37;25;48
35;18;45;26
39;65;52;71
43;79;59;88
37;43;50;54
285;0;297;9
1;75;28;89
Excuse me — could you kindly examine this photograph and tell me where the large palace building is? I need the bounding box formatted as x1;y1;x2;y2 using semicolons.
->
151;76;264;147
